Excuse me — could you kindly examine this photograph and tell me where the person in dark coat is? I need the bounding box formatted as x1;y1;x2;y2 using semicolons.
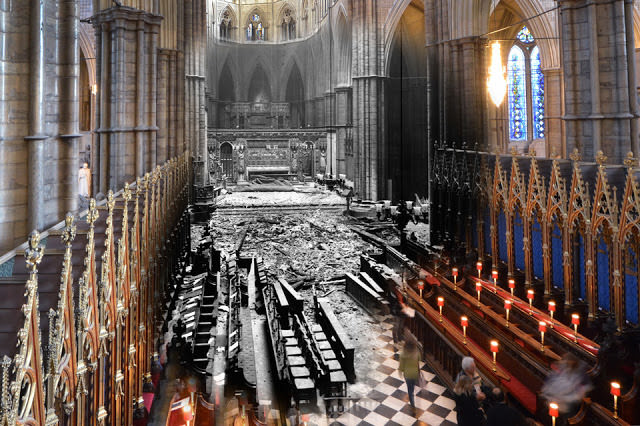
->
453;375;486;426
486;387;526;426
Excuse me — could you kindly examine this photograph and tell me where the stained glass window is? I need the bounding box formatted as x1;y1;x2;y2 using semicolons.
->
508;45;527;140
517;26;534;44
507;27;545;142
531;46;545;139
247;14;265;41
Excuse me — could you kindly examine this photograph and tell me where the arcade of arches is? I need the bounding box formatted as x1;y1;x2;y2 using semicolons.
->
0;0;639;425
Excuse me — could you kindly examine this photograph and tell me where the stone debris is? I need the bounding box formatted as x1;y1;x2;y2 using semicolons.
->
216;190;345;207
209;210;376;285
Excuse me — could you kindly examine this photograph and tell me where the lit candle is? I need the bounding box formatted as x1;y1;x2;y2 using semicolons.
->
508;279;515;297
539;321;547;351
571;314;580;342
476;282;483;307
452;267;458;290
461;316;468;344
492;270;498;292
490;340;499;371
548;301;556;328
437;297;444;322
418;281;424;298
611;382;621;419
476;261;482;278
504;299;512;328
527;289;535;315
549;402;559;426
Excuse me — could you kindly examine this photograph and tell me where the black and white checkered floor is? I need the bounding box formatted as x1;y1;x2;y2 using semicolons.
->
333;316;458;426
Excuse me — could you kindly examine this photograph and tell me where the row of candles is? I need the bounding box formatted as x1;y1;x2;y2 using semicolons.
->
548;381;622;424
420;263;623;421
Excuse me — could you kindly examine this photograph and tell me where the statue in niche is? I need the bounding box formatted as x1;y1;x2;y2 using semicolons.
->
78;162;91;198
320;149;326;174
237;146;246;182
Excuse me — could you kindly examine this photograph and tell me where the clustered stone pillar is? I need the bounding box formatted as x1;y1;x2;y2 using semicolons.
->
185;0;208;186
59;0;81;215
93;7;163;192
26;0;47;233
352;0;383;200
558;0;638;163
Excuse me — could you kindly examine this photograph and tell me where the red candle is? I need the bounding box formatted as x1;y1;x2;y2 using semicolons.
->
461;316;468;327
437;296;444;307
527;289;534;300
508;279;515;289
476;282;483;292
490;340;499;353
504;300;512;310
452;267;458;277
492;270;498;280
418;281;424;290
549;402;559;418
611;382;621;396
548;301;556;312
476;261;482;271
539;321;547;333
571;313;580;325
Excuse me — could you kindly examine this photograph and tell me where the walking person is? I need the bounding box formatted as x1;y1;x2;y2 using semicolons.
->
453;375;486;426
399;340;421;414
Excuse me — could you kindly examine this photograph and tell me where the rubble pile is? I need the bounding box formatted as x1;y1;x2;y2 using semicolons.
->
210;210;376;285
216;191;344;207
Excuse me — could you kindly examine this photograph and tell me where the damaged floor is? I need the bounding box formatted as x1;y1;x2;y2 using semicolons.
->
202;191;456;425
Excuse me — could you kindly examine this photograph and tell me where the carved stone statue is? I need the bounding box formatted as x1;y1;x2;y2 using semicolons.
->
78;162;91;198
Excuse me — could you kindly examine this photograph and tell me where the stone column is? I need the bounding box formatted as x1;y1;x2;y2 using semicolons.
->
543;68;564;157
558;0;638;163
352;0;383;200
156;49;169;163
92;7;163;191
26;0;47;232
458;36;487;147
185;0;208;185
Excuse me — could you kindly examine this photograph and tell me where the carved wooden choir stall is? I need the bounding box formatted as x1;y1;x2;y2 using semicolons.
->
0;154;191;425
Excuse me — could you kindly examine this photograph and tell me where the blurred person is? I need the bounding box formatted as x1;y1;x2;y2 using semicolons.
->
486;387;526;426
541;353;592;425
456;356;487;402
399;340;421;413
453;375;486;426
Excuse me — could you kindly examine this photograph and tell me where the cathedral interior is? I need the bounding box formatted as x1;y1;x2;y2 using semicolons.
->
1;0;640;425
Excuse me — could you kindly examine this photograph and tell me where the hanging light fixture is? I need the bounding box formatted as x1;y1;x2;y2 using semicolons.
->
487;41;507;107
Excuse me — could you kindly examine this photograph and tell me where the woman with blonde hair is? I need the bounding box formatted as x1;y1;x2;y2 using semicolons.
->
454;375;486;425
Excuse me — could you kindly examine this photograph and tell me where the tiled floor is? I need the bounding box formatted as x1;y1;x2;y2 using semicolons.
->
332;317;458;426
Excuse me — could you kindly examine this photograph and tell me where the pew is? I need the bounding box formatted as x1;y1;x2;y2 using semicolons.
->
316;297;356;382
345;272;390;315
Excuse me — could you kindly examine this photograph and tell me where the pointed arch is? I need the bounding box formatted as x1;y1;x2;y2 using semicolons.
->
285;61;305;128
245;7;266;41
218;59;236;128
247;63;272;103
335;8;351;86
278;3;297;41
218;6;237;40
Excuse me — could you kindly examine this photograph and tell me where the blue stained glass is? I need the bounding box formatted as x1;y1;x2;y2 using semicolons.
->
531;47;545;139
251;14;260;22
625;247;638;324
247;23;252;40
517;26;534;44
508;46;527;141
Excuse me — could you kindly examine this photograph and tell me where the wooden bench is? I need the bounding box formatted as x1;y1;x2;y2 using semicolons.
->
316;297;355;382
278;278;304;313
345;272;390;315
